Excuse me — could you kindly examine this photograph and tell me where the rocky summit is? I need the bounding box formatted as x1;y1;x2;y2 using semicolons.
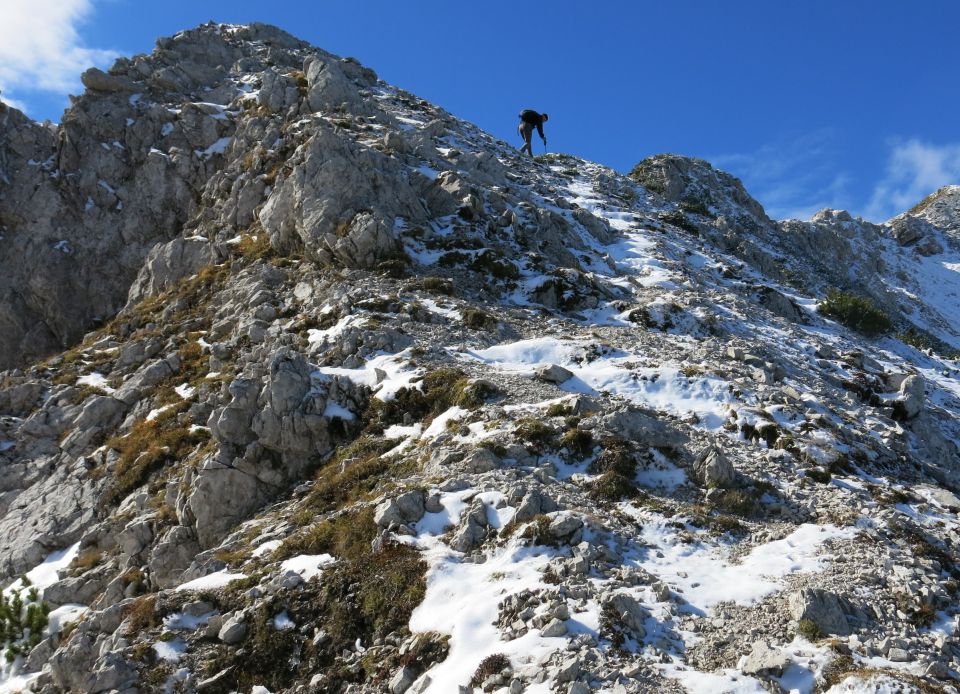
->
1;21;960;694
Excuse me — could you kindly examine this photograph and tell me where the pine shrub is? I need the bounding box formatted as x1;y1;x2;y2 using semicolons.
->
818;290;891;337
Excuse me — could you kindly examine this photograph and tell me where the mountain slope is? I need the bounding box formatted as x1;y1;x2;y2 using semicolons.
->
1;22;959;694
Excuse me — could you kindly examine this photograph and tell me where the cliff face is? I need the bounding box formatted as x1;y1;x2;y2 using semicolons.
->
1;22;959;694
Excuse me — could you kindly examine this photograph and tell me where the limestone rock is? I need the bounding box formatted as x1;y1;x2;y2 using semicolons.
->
449;500;488;552
218;613;249;644
603;593;648;638
541;618;568;637
80;67;136;92
894;374;925;419
375;490;426;528
740;640;787;676
600;406;686;450
535;364;574;384
788;588;850;636
126;236;218;305
693;446;736;488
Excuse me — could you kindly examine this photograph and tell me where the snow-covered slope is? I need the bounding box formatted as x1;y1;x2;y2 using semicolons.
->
0;22;958;694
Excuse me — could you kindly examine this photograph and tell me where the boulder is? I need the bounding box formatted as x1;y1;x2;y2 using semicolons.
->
541;618;568;637
600;406;686;450
449;500;488;552
740;640;787;676
149;525;202;588
603;592;648;638
258;124;424;268
218;613;249;644
757;286;804;323
535;364;574;384
548;514;584;545
463;447;499;473
0;381;43;416
893;374;925;419
921;485;960;512
304;56;364;113
80;67;136;92
375;490;426;528
390;666;417;694
692;446;736;488
513;489;557;523
788;588;850;636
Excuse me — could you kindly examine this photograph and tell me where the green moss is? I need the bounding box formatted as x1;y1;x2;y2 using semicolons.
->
819;653;856;687
280;509;428;680
818;290;892;337
590;442;636;477
120;595;160;632
438;251;471;267
627;160;666;195
377;258;409;279
545;402;574;417
0;586;51;662
275;508;375;562
678;198;712;217
68;548;104;576
412;277;455;296
234;233;276;261
518;514;559;547
587;442;637;500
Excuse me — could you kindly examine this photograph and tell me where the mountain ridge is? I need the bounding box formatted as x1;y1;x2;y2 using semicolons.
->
1;21;959;694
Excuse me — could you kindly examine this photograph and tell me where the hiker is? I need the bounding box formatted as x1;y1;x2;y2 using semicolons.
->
518;109;548;157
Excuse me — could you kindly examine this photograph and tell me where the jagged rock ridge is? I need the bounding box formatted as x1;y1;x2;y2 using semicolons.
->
0;21;959;694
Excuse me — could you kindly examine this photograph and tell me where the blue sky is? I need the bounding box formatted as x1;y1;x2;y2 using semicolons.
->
2;1;958;222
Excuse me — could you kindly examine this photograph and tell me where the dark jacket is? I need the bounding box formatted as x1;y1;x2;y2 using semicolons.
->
519;109;546;138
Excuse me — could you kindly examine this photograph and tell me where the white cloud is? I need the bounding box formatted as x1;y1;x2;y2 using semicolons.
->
0;0;117;114
711;130;855;221
865;139;960;222
0;93;30;113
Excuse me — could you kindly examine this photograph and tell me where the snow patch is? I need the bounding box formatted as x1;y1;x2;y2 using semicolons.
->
279;554;335;582
175;570;247;592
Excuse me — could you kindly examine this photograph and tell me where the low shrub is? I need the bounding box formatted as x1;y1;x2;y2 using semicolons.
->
560;428;594;459
0;585;50;662
708;488;759;517
462;308;496;329
590;470;638;501
796;618;823;641
514;418;556;450
818;290;892;337
470;653;511;687
369;368;493;429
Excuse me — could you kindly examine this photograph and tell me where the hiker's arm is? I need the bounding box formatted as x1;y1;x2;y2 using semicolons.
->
537;122;545;140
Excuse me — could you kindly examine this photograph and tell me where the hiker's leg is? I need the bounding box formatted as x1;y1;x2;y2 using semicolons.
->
520;123;533;156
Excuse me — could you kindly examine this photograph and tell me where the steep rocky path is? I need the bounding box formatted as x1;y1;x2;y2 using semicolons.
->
0;21;958;694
